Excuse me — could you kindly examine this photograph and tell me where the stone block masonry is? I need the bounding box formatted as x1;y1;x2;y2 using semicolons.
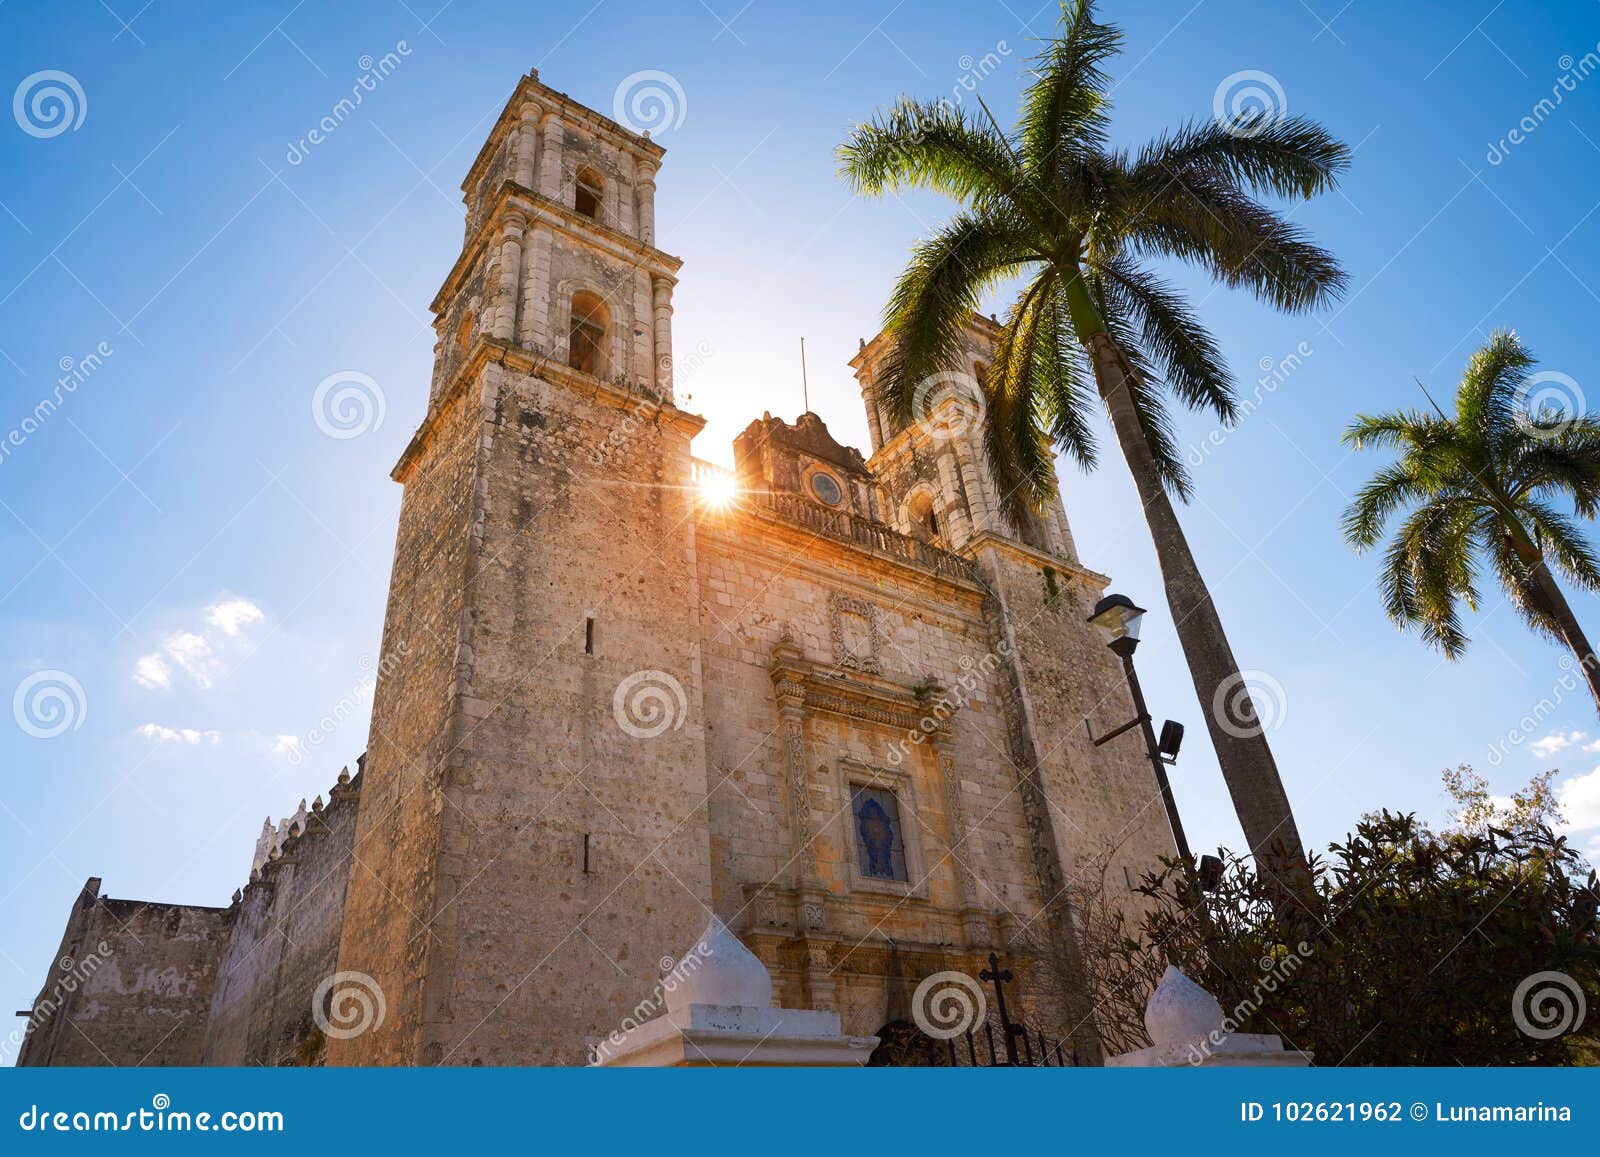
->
17;879;230;1066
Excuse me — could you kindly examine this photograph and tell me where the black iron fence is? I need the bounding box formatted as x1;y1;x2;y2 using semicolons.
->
869;953;1080;1067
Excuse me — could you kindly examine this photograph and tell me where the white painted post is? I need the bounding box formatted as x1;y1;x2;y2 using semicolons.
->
591;917;878;1067
1105;965;1313;1068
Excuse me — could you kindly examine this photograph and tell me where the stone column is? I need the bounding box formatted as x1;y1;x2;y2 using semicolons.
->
651;274;674;400
615;149;636;237
635;159;657;245
1049;502;1079;562
512;101;541;188
953;437;996;536
773;683;818;893
516;226;552;352
489;212;526;341
769;635;838;1013
769;635;825;927
537;114;564;199
923;687;987;945
631;270;654;386
935;449;974;545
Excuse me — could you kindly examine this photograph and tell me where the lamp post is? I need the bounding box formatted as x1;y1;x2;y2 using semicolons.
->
1085;594;1202;892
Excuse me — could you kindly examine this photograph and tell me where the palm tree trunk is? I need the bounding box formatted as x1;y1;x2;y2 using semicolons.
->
1508;535;1600;714
1070;316;1306;880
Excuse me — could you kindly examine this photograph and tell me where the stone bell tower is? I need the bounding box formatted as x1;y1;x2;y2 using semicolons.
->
850;317;1180;963
328;71;712;1065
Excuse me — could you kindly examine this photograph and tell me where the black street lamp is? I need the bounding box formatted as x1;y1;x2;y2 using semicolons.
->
1085;594;1205;892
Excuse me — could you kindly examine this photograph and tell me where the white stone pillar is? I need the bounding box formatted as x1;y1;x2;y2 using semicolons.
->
935;449;974;545
489;213;526;341
1105;966;1313;1067
1049;501;1079;562
651;274;674;399
515;226;552;352
591;917;878;1067
537;115;564;199
952;438;996;536
512;101;541;188
635;159;657;245
632;270;654;385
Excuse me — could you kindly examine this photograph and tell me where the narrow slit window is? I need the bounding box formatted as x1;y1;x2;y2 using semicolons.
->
584;617;595;654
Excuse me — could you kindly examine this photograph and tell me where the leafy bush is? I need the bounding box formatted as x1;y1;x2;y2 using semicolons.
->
1095;812;1599;1065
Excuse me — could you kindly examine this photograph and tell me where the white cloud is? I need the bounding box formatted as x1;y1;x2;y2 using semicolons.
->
272;734;302;757
133;654;171;690
206;598;263;637
1556;766;1600;833
1530;729;1587;758
162;630;218;688
137;723;221;745
133;596;264;690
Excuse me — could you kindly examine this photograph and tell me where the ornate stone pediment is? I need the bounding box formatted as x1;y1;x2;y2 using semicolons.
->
769;626;936;734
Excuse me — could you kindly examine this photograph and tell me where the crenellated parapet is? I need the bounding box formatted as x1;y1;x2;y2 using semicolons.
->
205;754;367;1066
246;757;365;885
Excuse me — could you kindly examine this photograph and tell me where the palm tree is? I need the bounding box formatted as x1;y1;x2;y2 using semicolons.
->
1343;330;1600;713
837;0;1348;874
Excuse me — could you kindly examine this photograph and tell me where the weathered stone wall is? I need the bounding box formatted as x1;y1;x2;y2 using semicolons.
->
698;523;1037;900
976;542;1176;899
399;358;712;1065
18;879;232;1066
545;231;648;382
325;355;485;1065
694;510;1081;1036
202;773;361;1065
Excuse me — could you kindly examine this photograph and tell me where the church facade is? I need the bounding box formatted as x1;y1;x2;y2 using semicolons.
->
19;71;1174;1067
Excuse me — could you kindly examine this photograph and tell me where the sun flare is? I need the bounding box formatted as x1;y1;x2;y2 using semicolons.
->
697;469;740;509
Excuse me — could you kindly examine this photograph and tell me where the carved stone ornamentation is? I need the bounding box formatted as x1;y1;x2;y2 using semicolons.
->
937;750;978;907
827;592;883;675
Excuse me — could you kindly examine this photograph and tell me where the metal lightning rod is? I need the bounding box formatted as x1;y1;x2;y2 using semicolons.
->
800;337;810;415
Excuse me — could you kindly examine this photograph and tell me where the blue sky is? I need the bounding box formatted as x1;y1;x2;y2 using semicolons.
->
4;0;1600;1055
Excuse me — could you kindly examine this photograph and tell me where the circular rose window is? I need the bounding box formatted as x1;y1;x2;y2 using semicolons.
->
809;472;844;506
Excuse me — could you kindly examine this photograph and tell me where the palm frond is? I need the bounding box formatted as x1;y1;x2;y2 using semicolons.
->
1456;328;1534;451
1507;421;1600;516
875;209;1041;421
985;273;1064;523
1394;500;1476;658
1342;409;1450;453
1088;273;1192;499
1128;116;1349;200
1018;0;1120;181
1091;254;1236;420
1479;510;1562;641
1520;499;1600;593
1121;168;1346;312
1342;462;1435;552
837;97;1023;208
